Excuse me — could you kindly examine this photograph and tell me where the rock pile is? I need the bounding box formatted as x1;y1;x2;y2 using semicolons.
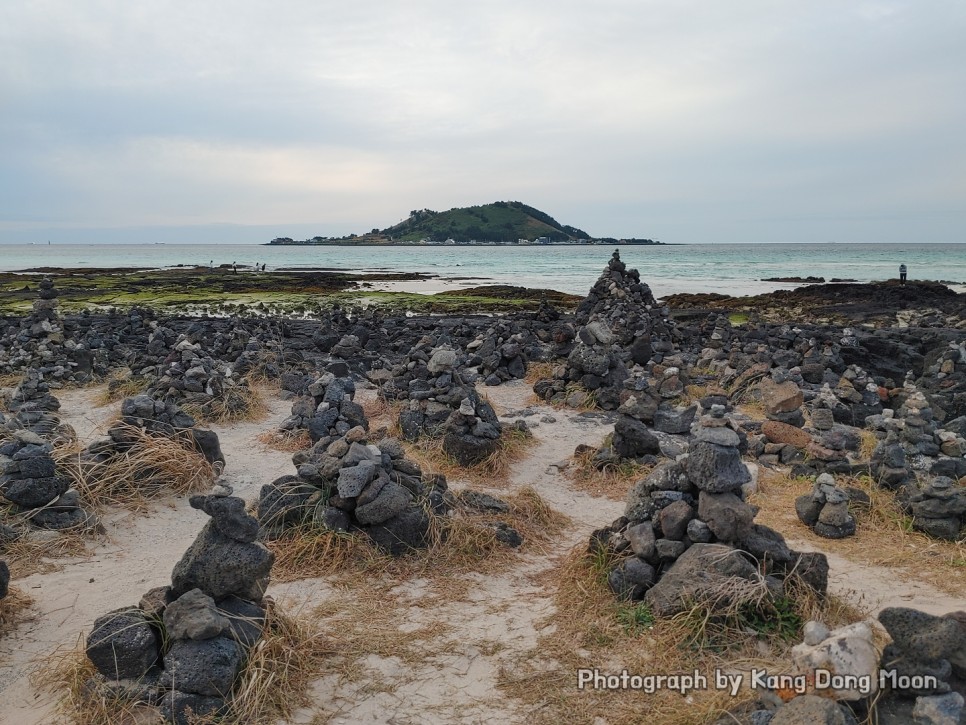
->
533;250;678;410
84;490;274;723
904;476;966;541
795;473;858;539
0;427;95;531
465;321;530;385
146;335;256;421
277;368;367;443
594;406;828;615
258;428;446;555
877;607;966;723
81;395;225;471
382;339;507;467
1;369;73;443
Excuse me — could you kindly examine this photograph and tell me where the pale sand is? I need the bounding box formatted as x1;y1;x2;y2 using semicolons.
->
1;380;962;724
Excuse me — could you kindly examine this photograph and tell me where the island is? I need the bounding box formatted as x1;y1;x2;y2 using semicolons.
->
264;201;665;246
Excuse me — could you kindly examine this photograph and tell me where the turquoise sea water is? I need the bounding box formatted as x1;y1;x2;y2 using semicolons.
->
0;243;963;297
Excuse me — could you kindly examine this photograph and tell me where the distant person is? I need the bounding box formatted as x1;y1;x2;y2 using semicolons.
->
232;261;237;274
262;263;267;272
209;259;214;272
899;263;907;285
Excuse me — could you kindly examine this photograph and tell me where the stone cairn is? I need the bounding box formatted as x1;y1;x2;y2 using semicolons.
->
533;250;678;411
258;426;447;556
904;475;966;541
2;368;73;443
81;395;225;472
1;373;95;534
877;607;966;723
85;490;274;724
277;370;367;443
594;406;828;615
381;339;508;467
794;472;858;539
9;277;65;371
465;320;530;386
146;335;255;421
754;369;867;478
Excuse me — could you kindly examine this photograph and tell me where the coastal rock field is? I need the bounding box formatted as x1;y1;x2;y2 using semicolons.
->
0;253;964;725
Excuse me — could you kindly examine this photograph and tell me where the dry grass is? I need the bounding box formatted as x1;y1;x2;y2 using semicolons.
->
735;398;767;421
52;423;215;512
679;383;710;405
568;445;652;501
524;361;557;386
268;486;570;585
255;429;312;453
360;395;397;426
95;371;150;406
857;429;880;460
498;545;869;725
1;526;92;577
751;470;966;594
33;602;331;725
33;636;155;725
402;425;536;487
0;585;35;635
0;372;26;393
181;383;269;425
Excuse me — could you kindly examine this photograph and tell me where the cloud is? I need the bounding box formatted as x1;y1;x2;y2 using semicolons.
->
1;0;964;243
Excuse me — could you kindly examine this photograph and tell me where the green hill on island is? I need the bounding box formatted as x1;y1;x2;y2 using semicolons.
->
266;201;662;245
383;201;589;243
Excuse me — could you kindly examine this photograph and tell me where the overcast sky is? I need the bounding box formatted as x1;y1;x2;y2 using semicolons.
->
1;1;964;244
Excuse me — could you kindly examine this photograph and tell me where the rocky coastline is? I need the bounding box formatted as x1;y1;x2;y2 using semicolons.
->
1;252;964;724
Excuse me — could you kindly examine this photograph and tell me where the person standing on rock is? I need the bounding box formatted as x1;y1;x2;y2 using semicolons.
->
899;263;907;285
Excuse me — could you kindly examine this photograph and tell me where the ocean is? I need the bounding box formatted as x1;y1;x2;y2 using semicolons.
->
1;243;963;298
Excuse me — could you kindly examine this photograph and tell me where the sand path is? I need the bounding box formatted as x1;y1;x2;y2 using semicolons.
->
1;380;962;724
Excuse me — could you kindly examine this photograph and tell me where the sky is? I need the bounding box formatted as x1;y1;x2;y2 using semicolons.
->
1;1;965;245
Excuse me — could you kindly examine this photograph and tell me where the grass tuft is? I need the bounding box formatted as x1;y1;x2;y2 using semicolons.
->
52;423;215;512
181;382;269;425
402;425;536;486
255;429;312;453
95;370;150;406
568;445;652;500
0;585;35;635
33;602;330;725
498;545;868;725
268;486;570;584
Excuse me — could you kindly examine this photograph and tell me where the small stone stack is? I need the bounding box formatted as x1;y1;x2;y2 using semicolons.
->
82;395;225;471
595;406;828;615
2;369;73;443
870;431;916;491
258;429;447;555
382;340;508;466
277;370;367;443
17;277;67;368
533;250;677;410
877;607;966;723
85;490;274;724
466;321;530;385
795;473;858;539
147;336;254;421
905;476;966;540
0;427;94;530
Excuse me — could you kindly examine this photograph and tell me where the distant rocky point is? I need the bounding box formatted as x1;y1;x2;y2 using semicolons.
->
265;201;664;246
